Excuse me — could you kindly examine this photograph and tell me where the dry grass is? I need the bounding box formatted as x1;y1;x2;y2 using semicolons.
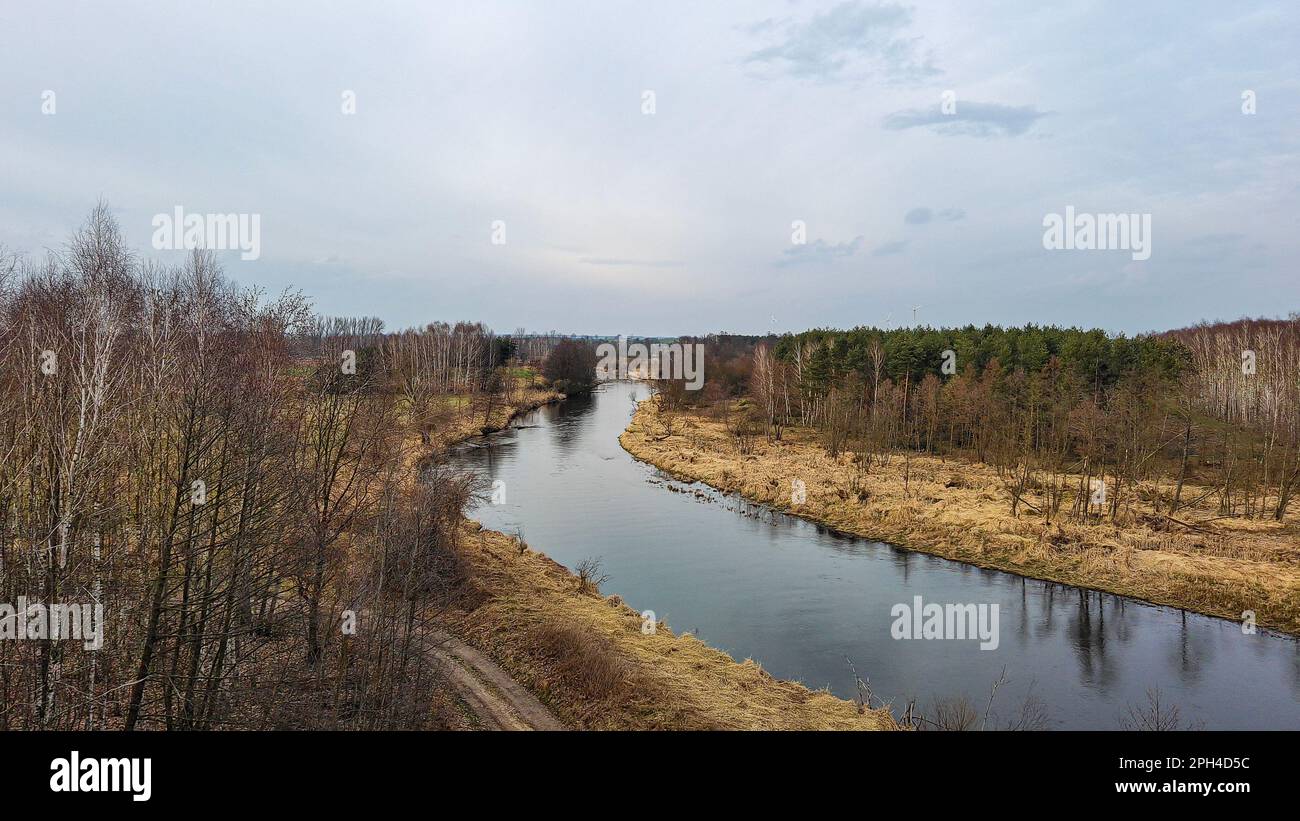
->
431;383;563;448
442;522;899;730
621;398;1300;635
527;620;629;700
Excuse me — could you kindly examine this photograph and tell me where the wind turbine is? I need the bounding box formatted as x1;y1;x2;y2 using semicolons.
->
912;304;923;326
884;312;893;330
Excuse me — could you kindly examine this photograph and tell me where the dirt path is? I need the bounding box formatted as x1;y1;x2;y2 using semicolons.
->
423;630;565;731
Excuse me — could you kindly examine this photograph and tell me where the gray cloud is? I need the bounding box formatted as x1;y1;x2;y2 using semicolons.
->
745;1;938;83
905;207;965;224
872;239;909;256
778;236;864;266
883;101;1050;137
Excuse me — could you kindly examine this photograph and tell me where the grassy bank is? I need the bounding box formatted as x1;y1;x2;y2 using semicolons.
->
429;382;565;447
620;397;1300;635
443;522;898;730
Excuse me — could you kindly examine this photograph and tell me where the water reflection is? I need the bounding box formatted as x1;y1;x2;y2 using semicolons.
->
450;382;1300;729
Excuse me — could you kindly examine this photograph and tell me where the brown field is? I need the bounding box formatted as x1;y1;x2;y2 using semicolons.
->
620;397;1300;635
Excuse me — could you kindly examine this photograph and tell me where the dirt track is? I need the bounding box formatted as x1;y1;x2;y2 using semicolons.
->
424;630;565;731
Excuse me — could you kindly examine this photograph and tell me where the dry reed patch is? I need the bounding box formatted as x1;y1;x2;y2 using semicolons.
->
527;619;629;700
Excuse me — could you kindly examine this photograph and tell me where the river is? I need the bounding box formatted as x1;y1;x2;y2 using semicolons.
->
451;381;1300;729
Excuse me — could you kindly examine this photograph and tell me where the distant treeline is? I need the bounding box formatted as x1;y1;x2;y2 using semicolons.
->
654;316;1299;524
686;325;1190;397
773;325;1190;389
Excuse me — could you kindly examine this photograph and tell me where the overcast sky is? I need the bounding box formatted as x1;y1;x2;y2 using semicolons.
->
2;1;1298;336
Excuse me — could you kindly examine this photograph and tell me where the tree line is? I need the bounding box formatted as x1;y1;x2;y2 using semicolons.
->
677;318;1298;525
0;205;517;729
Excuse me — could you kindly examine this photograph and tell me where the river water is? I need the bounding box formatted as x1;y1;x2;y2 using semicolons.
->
451;382;1300;729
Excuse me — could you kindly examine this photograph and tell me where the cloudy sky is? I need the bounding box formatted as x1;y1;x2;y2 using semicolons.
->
2;1;1297;336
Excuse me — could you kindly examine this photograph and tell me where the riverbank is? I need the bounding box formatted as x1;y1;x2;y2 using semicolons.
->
444;521;898;729
431;382;566;448
620;397;1300;635
431;383;897;729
